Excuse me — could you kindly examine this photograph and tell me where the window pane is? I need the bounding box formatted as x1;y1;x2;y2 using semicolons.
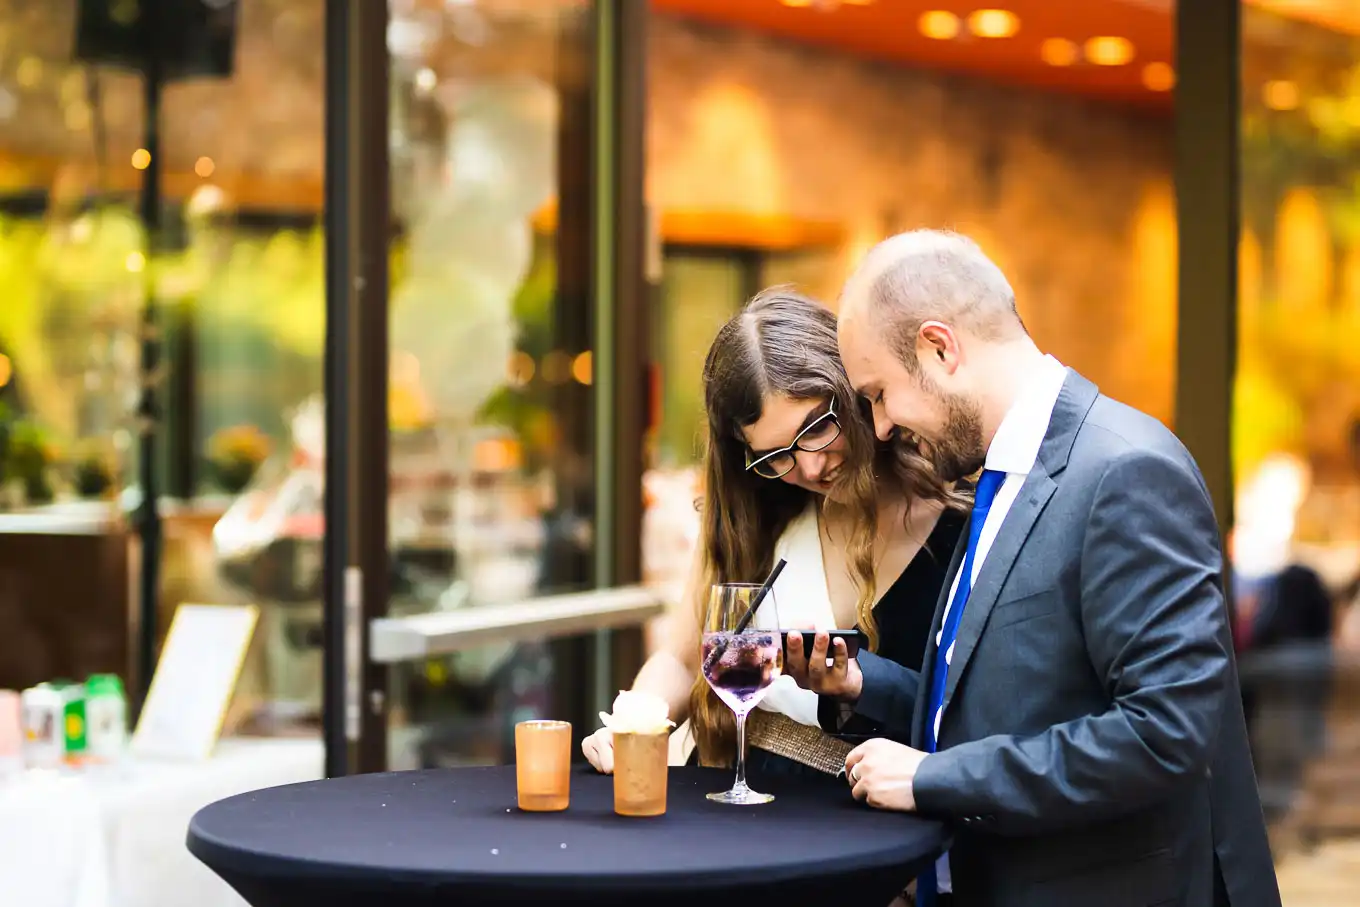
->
0;0;327;743
1238;4;1360;895
385;0;595;769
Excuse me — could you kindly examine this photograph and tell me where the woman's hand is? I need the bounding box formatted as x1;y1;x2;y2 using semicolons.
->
581;727;615;773
783;632;863;702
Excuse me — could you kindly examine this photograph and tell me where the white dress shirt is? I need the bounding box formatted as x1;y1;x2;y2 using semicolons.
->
933;354;1068;893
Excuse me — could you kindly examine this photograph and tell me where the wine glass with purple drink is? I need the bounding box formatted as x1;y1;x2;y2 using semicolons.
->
701;582;782;805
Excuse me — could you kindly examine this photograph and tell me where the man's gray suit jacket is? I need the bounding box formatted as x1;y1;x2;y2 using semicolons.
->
848;371;1281;907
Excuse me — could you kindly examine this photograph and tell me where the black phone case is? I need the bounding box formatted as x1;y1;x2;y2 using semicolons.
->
780;629;866;659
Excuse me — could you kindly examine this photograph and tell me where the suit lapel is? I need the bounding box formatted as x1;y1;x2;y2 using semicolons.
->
938;369;1101;718
940;467;1057;712
911;526;969;748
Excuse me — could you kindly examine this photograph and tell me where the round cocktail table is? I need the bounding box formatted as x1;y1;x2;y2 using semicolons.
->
188;764;947;906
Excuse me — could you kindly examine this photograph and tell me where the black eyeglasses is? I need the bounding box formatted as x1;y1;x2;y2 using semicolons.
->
744;402;842;480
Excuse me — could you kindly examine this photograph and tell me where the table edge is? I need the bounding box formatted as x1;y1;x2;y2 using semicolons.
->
186;814;948;893
184;766;950;893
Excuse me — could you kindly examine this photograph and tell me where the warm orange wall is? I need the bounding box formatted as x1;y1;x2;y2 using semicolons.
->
647;15;1179;424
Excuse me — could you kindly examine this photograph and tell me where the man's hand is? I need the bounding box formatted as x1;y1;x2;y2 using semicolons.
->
845;738;928;812
784;632;863;701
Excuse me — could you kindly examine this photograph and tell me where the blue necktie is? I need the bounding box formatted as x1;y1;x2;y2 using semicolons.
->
917;468;1006;907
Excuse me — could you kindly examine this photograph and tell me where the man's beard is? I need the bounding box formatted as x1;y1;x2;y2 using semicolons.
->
920;381;986;484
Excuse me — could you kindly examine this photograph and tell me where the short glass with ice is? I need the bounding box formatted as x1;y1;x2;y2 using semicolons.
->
602;689;675;817
701;582;781;805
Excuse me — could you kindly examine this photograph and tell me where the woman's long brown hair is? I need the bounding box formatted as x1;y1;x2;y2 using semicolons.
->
688;288;965;767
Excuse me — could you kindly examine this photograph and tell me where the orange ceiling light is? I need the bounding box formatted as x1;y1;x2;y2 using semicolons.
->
779;0;814;7
1039;37;1080;67
651;0;1176;110
967;9;1020;39
1142;62;1175;92
1084;35;1134;66
918;10;960;40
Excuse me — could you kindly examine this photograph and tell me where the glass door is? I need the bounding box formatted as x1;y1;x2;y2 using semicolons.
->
332;0;652;772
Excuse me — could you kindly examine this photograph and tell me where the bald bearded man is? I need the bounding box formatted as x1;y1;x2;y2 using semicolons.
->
813;231;1279;907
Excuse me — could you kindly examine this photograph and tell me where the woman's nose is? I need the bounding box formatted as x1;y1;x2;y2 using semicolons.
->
796;449;827;482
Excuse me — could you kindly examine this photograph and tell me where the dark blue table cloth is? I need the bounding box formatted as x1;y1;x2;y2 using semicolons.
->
187;764;945;906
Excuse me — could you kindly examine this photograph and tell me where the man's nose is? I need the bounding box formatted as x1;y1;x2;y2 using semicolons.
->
796;449;827;482
873;409;895;442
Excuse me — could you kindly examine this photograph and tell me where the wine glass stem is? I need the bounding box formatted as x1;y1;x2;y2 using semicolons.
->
733;711;749;793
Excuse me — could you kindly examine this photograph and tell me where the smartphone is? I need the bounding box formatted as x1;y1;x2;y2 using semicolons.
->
780;629;867;660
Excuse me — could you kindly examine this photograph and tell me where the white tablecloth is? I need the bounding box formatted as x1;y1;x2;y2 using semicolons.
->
0;738;323;907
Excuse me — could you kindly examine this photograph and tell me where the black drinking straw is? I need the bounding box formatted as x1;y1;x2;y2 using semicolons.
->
704;558;787;671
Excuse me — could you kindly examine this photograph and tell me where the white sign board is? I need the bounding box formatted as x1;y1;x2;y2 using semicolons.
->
131;604;259;761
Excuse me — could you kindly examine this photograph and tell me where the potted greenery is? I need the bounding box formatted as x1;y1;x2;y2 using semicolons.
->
5;419;57;505
72;442;118;499
206;424;271;494
0;402;13;508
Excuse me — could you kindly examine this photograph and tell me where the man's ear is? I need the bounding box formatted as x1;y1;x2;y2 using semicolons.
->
917;321;961;374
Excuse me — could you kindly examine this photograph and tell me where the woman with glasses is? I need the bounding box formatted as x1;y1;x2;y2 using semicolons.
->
583;288;966;780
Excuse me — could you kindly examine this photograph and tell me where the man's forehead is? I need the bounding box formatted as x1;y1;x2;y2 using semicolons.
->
837;280;870;323
838;312;879;362
836;301;870;347
841;350;878;397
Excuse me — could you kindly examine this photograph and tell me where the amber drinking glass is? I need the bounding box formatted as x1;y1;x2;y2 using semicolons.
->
515;719;572;811
613;730;669;816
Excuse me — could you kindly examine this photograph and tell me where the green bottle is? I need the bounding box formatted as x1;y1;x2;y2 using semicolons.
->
51;679;87;761
85;674;128;762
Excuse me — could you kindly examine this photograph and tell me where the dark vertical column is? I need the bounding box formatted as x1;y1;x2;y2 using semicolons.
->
133;0;164;718
322;0;391;778
737;250;762;308
163;298;198;500
1174;0;1239;539
602;0;650;695
546;4;598;744
544;0;649;735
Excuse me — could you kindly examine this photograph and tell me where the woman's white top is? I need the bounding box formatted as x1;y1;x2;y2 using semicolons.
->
670;504;834;763
752;505;836;727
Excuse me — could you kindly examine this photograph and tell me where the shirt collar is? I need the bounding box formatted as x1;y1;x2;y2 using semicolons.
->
984;355;1068;477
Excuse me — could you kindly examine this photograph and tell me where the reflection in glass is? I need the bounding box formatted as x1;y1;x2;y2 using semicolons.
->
385;0;594;769
1237;7;1360;897
0;0;330;741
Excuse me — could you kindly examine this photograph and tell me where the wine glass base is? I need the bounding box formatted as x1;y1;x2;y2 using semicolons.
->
706;788;774;805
